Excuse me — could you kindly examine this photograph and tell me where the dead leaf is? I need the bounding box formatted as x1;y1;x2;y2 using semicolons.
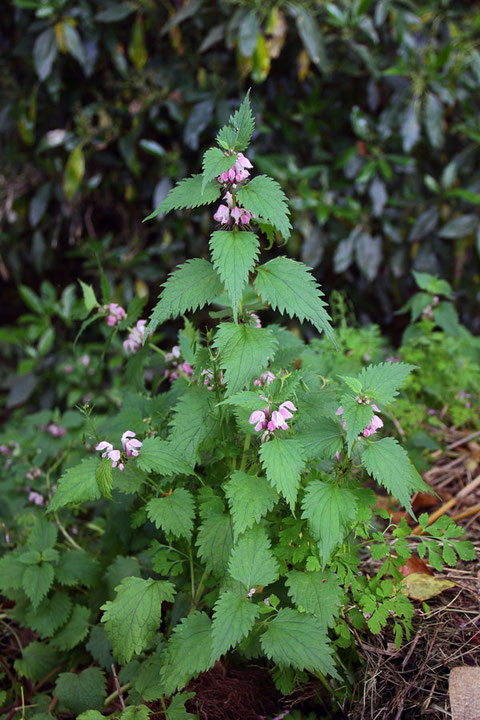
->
399;556;433;577
402;572;455;601
449;666;480;720
412;489;451;511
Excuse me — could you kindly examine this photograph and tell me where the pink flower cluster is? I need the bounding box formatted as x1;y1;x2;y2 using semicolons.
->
201;368;225;390
47;423;67;438
96;430;142;471
213;191;252;226
164;345;194;382
253;371;275;388
249;400;297;441
106;303;126;327
336;404;384;438
217;152;253;184
250;313;261;328
124;320;147;354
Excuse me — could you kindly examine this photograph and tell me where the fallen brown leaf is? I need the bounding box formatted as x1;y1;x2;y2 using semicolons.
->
402;572;455;601
398;556;433;577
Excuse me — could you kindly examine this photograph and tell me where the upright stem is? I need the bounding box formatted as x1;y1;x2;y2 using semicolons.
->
239;434;251;472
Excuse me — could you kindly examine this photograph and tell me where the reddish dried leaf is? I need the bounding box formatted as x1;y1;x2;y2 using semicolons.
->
398;556;433;577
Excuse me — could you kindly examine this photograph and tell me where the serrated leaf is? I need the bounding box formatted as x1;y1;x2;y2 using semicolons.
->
143;174;221;221
260;607;337;676
96;457;113;499
55;668;106;715
228;525;279;588
27;517;57;552
147;259;223;334
358;362;416;405
49;457;100;511
169;387;217;466
165;692;196;720
120;706;151;720
301;481;358;565
14;642;61;682
26;592;72;638
0;553;25;592
254;257;335;343
136;437;194;476
211;591;260;659
101;577;175;663
55;549;99;587
217;90;254;152
224;471;278;536
146;488;195;539
339;395;373;449
51;604;90;651
237;175;291;239
285;569;343;628
86;625;113;670
79;280;98;313
214;323;278;395
361;437;428;513
196;512;233;576
202;147;237;191
23;563;54;609
259;437;305;509
297;418;344;461
160;612;214;696
210;230;259;321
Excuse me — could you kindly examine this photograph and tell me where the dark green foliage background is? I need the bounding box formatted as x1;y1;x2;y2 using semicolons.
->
2;0;480;330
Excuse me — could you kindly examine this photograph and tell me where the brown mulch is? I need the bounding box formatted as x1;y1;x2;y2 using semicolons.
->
348;425;480;720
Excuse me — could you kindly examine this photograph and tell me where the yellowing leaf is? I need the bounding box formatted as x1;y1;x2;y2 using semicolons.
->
63;144;85;200
402;572;455;601
129;16;147;70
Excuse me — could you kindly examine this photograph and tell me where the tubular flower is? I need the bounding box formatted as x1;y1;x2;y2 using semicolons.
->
121;431;142;457
336;404;383;438
95;441;124;471
213;191;252;226
106;303;126;327
164;345;194;382
124;320;148;355
249;400;297;441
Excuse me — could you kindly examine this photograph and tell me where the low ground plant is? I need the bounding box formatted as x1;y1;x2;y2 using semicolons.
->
0;93;477;719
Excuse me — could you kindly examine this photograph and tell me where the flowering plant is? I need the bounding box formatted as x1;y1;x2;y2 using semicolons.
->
0;93;475;717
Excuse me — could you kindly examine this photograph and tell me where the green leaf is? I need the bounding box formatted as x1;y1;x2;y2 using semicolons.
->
214;323;278;395
434;301;460;335
136;437;194;476
285;569;344;628
96;458;113;499
64;144;85;200
424;92;444;149
358;362;416;405
49;457;100;511
14;641;61;682
211;591;260;659
301;481;358;565
78;280;99;313
196;512;233;576
237;175;291;239
217;90;254;152
209;230;260;321
0;553;25;592
121;706;151;720
26;592;72;638
143;174;221;221
95;3;136;22
147;259;223;334
228;525;279;589
51;605;90;651
411;271;452;297
23;564;54;609
160;612;214;696
254;257;335;343
339;395;373;449
146;488;195;539
55;550;99;587
33;27;57;80
259;437;305;509
297;418;344;461
202;147;237;191
439;214;478;239
165;692;196;720
292;4;328;69
55;668;106;715
361;437;428;513
169;387;217;466
28;517;57;552
101;577;176;663
260;607;337;676
224;471;278;536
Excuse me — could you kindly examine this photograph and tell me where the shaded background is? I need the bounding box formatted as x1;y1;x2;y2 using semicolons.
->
2;0;480;335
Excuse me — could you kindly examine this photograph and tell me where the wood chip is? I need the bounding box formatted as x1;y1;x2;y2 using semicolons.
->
449;666;480;719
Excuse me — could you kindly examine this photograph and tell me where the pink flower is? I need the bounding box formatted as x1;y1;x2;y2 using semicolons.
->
224;192;233;209
278;401;296;420
28;491;44;506
96;441;113;458
47;424;67;438
250;313;262;328
249;410;267;432
106;303;126;327
271;411;288;430
79;354;90;367
121;431;142;457
124;320;148;355
213;204;231;224
236;152;253;169
227;167;236;183
253;370;275;387
108;449;123;469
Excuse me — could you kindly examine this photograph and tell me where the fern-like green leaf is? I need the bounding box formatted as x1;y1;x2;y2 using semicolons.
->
254;257;335;343
147;259;223;334
209;230;259;321
237;175;291;239
214;322;278;395
143;174;221;221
